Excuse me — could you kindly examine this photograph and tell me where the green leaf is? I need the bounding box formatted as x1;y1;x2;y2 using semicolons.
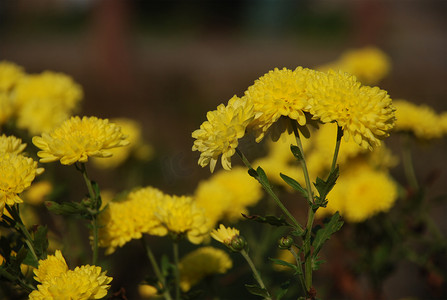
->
312;212;344;257
280;173;308;199
248;168;258;179
256;166;270;188
45;201;90;217
314;166;339;206
311;256;326;270
290;145;303;161
276;280;291;300
0;266;15;281
160;254;174;278
242;214;290;227
245;284;270;298
33;226;48;259
269;258;301;274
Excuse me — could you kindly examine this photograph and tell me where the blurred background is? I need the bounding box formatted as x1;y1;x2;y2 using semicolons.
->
1;0;446;299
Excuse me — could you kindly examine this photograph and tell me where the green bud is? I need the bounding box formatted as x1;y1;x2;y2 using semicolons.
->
228;235;247;252
278;236;294;249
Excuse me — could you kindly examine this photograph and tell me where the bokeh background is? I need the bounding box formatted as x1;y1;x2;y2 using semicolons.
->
1;1;446;299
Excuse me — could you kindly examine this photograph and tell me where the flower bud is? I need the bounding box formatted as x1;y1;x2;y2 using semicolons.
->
278;236;294;249
228;235;247;252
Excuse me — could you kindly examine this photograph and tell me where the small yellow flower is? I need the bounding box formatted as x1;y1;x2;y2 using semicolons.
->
210;224;240;246
156;195;209;244
0;60;25;92
29;265;113;300
244;67;317;142
139;284;159;299
318;47;391;85
0;153;44;214
179;247;232;291
98;187;167;255
394;99;444;139
307;70;395;150
33;250;68;284
192;95;254;172
32;116;130;165
0;134;27;154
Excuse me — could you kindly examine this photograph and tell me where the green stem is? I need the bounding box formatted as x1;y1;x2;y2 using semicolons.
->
330;125;343;173
173;240;180;300
76;162;99;265
5;205;38;262
289;247;306;295
141;237;173;300
235;148;303;233
240;249;272;300
401;134;419;190
290;120;314;206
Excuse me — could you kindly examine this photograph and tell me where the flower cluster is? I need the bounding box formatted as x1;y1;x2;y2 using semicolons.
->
179;246;232;291
194;166;263;227
33;116;130;165
0;135;43;216
192;66;395;172
98;186;209;254
29;250;113;300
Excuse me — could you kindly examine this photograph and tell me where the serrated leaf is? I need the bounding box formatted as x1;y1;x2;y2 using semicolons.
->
33;226;48;259
312;212;344;257
290;145;303;161
311;256;326;270
242;214;290;227
45;201;90;217
280;173;308;199
245;284;270;298
314;166;339;205
269;258;301;274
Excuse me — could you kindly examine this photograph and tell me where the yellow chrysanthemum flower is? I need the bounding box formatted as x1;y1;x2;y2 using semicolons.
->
29;265;113;300
307;70;395;150
393;99;444;139
98;187;167;255
210;224;240;246
179;247;232;291
32;116;130;165
14;71;83;134
0;60;25;92
0;134;27;154
0;153;44;214
317;162;398;222
33;250;68;284
244;67;317;142
318;47;391;85
195;167;262;227
156;195;209;244
0;92;14;125
93;118;153;169
192;95;254;172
